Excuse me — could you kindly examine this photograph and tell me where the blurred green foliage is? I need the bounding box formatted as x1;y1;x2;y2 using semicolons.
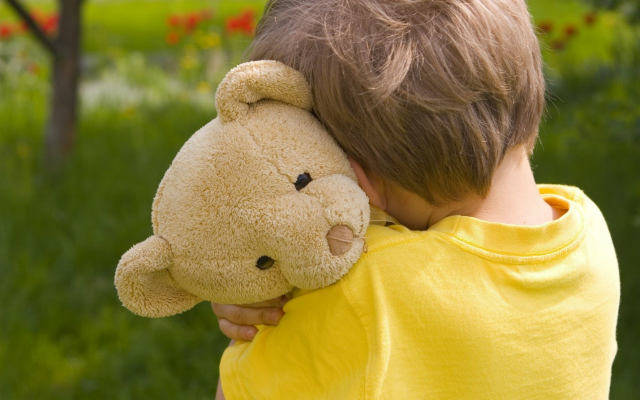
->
584;0;640;22
0;0;638;398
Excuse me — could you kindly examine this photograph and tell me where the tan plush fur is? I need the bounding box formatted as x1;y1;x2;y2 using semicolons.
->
115;61;370;318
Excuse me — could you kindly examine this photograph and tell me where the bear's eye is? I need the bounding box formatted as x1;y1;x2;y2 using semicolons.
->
294;172;312;191
256;256;275;270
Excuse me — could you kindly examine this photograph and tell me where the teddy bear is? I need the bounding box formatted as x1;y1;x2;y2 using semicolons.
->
114;60;371;318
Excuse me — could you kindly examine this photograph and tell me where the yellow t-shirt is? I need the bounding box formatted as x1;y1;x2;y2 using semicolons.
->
220;185;620;399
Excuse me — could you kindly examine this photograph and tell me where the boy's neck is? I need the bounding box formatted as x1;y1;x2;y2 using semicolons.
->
385;147;562;229
463;147;562;225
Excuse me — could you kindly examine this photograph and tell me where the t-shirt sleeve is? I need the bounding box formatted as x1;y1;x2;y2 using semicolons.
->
219;280;369;400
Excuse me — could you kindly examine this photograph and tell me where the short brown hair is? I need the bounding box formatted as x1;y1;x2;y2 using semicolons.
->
248;0;545;204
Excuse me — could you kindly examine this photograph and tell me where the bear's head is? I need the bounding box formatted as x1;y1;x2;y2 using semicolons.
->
115;61;370;317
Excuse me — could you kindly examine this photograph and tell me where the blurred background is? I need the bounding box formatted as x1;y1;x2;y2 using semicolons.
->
0;0;638;398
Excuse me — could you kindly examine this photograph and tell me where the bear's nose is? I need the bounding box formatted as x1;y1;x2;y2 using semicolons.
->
326;225;354;256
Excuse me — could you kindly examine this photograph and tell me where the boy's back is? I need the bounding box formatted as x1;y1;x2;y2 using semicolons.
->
220;185;619;399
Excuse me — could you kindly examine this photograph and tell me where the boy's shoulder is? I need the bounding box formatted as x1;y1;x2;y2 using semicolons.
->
339;183;613;299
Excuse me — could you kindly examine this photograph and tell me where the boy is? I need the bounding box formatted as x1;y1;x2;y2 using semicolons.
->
213;0;620;398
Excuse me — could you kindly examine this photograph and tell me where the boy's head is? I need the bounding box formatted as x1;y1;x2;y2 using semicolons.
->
248;0;545;205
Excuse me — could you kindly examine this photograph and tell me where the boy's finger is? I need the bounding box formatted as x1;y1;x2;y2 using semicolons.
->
212;303;284;326
218;318;257;341
243;295;290;308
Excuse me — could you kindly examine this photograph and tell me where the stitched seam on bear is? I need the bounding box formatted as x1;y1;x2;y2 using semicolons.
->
237;105;338;234
238;102;298;185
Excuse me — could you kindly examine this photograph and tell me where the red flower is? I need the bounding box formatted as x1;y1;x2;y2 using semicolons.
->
165;31;180;45
564;24;577;37
584;12;597;26
185;13;200;32
551;39;566;51
225;10;256;36
0;24;12;39
167;15;181;27
536;21;553;34
41;14;59;35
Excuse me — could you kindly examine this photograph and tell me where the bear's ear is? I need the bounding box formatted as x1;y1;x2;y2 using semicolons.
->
115;236;200;318
215;60;313;123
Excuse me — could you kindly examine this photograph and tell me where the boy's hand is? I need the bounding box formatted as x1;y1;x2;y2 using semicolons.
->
211;295;289;341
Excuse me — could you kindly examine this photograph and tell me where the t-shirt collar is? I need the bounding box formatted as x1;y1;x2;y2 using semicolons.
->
427;185;586;262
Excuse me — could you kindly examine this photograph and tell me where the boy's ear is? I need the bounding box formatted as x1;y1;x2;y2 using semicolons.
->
215;60;313;122
348;158;388;211
115;236;200;318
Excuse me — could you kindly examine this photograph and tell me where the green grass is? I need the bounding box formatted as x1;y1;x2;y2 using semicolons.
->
1;0;639;398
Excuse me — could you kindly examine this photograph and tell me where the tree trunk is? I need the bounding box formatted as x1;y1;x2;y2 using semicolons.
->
44;0;81;166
